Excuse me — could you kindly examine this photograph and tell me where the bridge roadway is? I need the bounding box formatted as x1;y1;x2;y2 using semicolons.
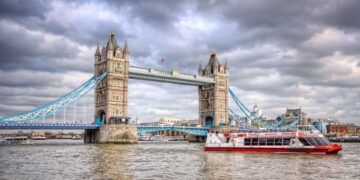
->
0;123;209;136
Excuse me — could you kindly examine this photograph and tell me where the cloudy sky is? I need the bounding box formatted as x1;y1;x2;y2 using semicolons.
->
0;0;359;124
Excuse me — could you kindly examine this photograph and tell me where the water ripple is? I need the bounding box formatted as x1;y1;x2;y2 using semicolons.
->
0;140;359;179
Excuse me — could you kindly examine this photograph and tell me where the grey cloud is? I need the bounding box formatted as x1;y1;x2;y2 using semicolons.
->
0;0;50;19
0;0;359;124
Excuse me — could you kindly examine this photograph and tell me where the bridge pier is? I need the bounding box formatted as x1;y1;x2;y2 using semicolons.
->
84;129;97;143
85;124;137;144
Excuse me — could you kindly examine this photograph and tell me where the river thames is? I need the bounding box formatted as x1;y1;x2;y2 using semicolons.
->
0;141;359;180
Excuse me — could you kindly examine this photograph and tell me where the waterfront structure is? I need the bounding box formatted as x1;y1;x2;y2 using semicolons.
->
282;108;308;125
198;50;229;127
88;32;228;143
159;117;185;126
1;31;311;141
94;32;130;125
327;124;350;136
312;118;340;134
94;32;227;128
326;123;360;136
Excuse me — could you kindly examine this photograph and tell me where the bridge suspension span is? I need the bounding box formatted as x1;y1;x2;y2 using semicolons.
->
228;88;300;130
0;73;299;133
0;72;107;123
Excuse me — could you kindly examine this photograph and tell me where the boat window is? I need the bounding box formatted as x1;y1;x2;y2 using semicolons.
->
251;138;258;146
305;137;317;146
267;138;275;146
244;138;251;145
275;138;282;145
313;138;323;145
259;138;266;145
300;138;310;146
283;138;291;146
319;137;330;145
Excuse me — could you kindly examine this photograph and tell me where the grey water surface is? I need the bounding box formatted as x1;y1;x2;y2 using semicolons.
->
0;140;359;180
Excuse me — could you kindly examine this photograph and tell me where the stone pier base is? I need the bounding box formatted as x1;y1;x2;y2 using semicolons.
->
84;124;137;144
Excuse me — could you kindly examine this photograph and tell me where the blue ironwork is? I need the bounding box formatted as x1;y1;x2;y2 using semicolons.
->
95;117;101;125
228;108;247;127
0;72;108;123
229;88;299;130
0;123;99;130
276;118;301;130
137;125;209;136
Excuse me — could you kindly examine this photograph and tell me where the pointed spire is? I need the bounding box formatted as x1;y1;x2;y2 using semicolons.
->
208;48;219;66
106;33;114;50
95;43;101;56
111;33;119;49
211;49;216;56
123;40;129;54
198;63;203;71
106;31;120;50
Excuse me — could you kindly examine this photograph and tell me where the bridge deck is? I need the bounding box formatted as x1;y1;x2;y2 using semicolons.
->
0;124;209;136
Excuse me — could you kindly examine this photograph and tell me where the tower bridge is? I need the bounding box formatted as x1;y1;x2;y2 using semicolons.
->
93;32;228;130
0;31;230;143
90;31;228;142
0;31;298;143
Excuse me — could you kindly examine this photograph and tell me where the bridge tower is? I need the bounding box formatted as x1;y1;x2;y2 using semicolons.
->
86;32;136;143
94;31;129;124
198;50;229;127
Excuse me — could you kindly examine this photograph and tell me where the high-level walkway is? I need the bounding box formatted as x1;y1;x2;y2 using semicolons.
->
129;66;215;86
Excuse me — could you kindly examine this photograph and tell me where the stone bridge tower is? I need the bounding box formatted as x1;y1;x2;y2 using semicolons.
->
198;50;229;127
94;32;130;125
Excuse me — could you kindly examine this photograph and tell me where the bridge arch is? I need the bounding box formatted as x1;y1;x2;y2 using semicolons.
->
96;110;106;125
205;116;213;128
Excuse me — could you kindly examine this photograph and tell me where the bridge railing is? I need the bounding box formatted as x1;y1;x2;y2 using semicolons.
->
0;123;100;130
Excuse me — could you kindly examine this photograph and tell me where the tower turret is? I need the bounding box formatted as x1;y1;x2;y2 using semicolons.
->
198;63;203;75
123;40;129;59
224;59;228;73
206;49;220;75
199;49;229;127
95;43;101;62
94;32;130;125
106;33;114;58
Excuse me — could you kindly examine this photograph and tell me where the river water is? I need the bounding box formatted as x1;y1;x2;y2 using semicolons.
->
0;140;359;180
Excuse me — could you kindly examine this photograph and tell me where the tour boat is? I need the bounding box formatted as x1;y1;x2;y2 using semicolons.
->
2;136;32;145
205;126;342;154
